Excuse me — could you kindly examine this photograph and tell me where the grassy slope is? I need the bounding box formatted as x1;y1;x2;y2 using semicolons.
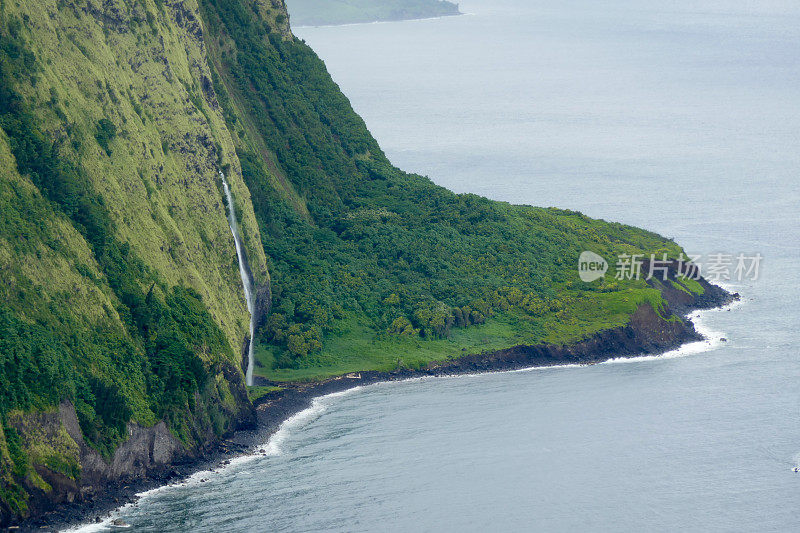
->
0;0;265;401
0;0;270;518
14;0;269;348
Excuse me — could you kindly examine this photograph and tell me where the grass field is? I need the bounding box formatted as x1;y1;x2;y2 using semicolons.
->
253;284;671;382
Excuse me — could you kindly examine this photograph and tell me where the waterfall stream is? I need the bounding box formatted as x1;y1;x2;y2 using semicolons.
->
220;172;255;386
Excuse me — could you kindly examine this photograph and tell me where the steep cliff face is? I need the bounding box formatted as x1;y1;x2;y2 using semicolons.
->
10;0;269;349
0;0;270;522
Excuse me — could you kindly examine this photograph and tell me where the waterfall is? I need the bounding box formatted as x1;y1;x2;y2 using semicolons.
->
220;172;255;386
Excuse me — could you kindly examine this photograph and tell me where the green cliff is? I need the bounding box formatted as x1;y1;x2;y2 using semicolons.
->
0;0;704;524
0;0;268;520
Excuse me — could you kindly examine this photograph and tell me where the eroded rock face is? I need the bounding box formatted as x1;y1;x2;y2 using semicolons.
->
3;403;182;524
56;403;182;487
104;425;179;483
8;387;255;526
5;407;82;518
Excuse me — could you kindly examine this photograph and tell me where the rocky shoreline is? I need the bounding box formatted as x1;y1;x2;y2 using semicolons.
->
14;277;736;532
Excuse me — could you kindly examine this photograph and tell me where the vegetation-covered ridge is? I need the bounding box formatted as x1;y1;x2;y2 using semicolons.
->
199;0;701;383
1;0;705;525
286;0;461;27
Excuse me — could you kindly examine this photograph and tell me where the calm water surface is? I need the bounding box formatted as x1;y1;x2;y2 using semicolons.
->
79;1;800;531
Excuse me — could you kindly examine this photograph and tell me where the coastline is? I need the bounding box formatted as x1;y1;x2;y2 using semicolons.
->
43;281;739;532
293;12;464;30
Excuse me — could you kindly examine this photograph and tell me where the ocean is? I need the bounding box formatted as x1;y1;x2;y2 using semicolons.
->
72;0;800;530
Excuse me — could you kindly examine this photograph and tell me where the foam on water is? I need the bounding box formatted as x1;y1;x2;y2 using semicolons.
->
603;297;742;365
263;387;363;455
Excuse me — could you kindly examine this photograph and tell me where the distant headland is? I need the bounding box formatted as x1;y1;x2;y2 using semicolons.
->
287;0;461;27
